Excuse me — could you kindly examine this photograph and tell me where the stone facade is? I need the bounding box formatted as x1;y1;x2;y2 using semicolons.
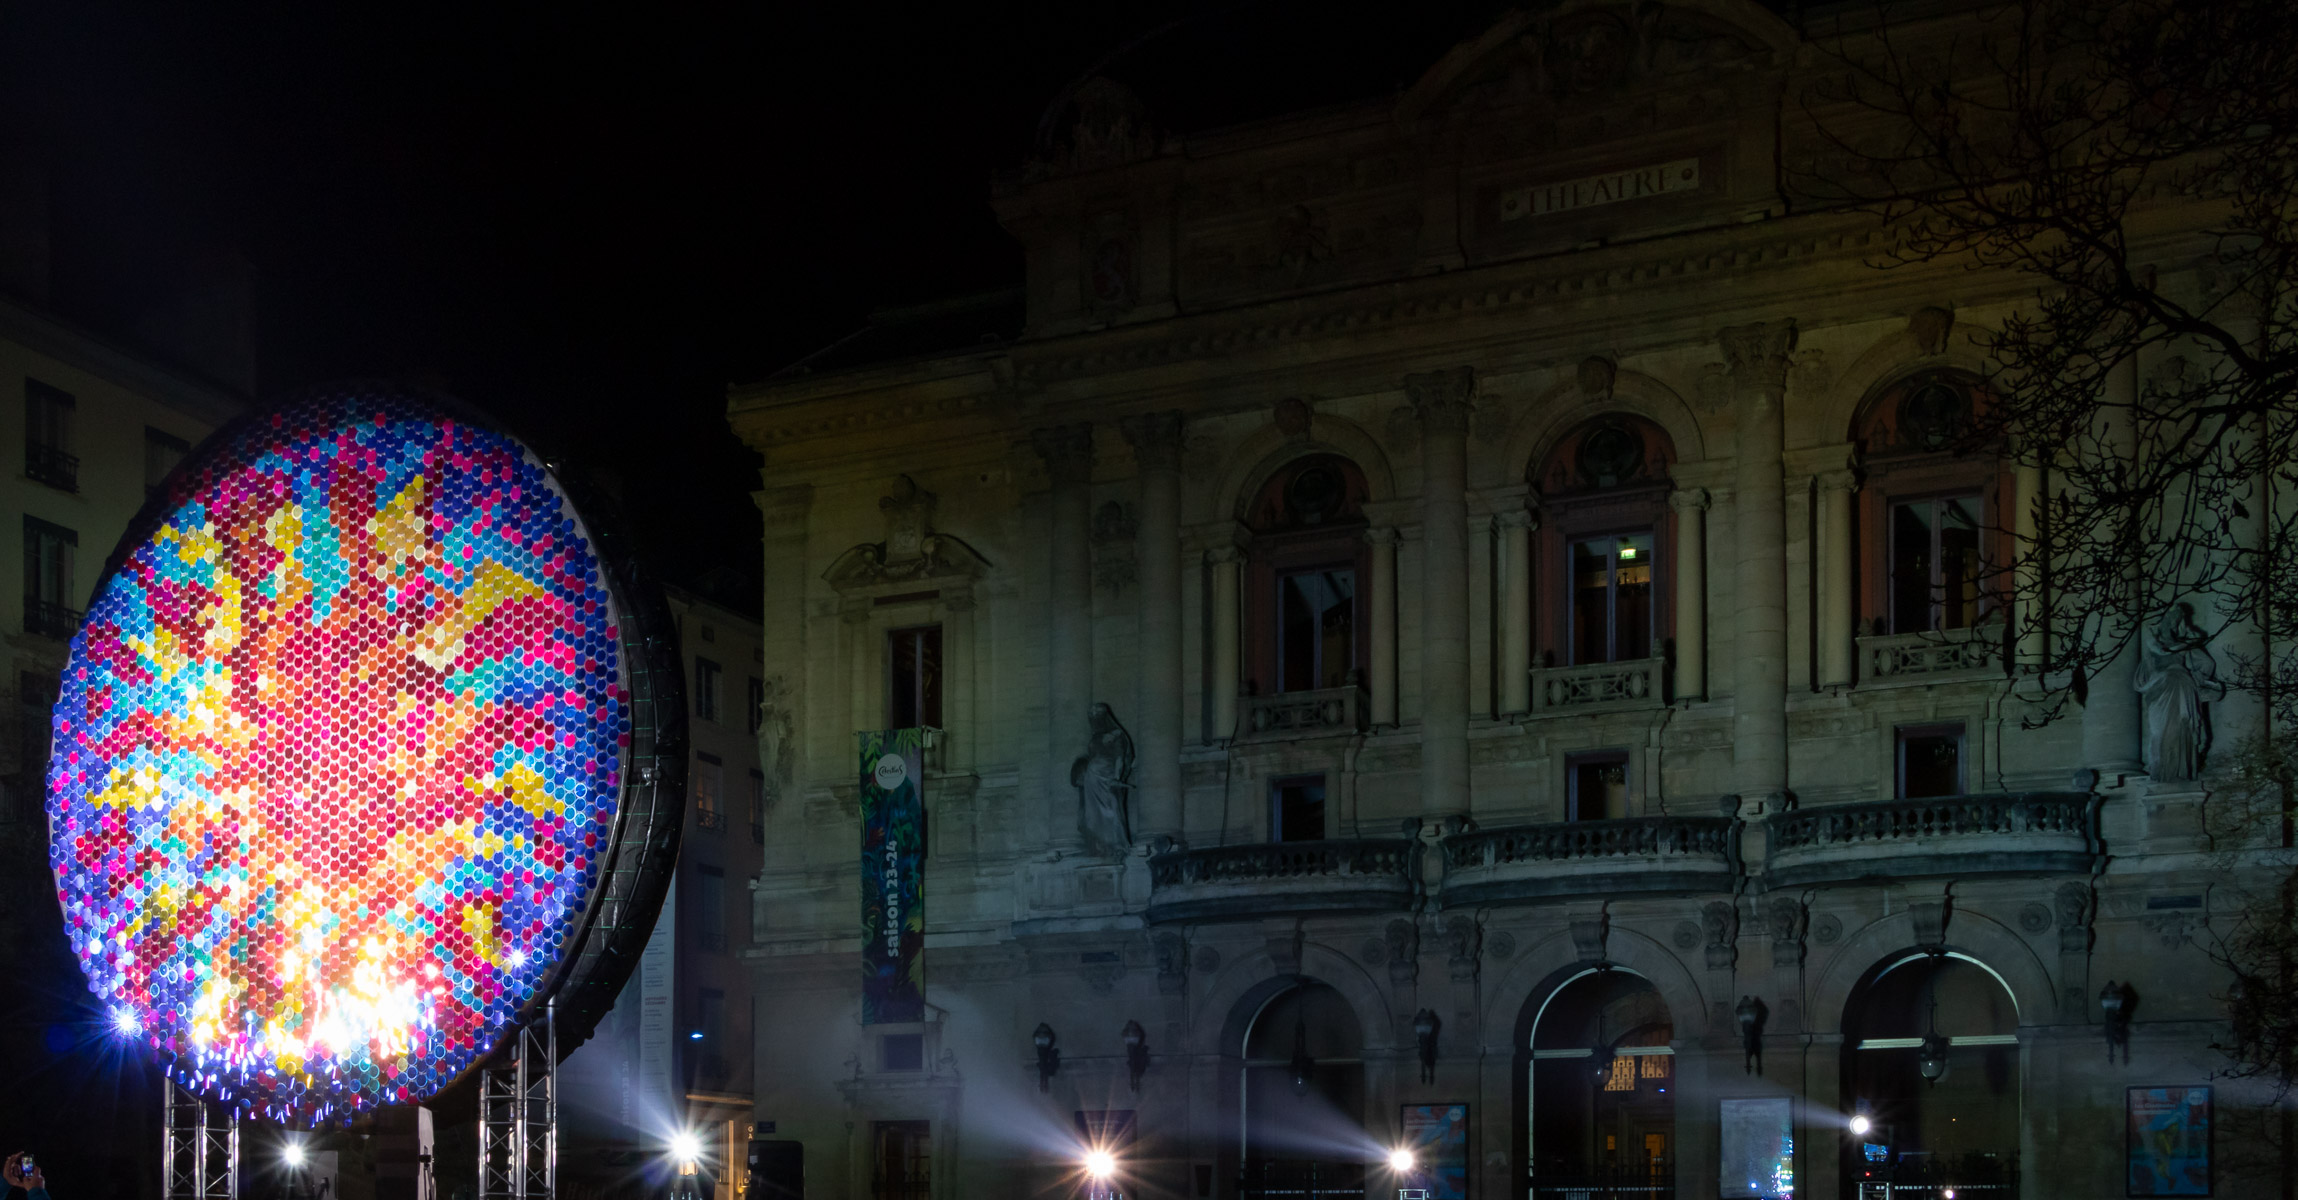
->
726;5;2275;1197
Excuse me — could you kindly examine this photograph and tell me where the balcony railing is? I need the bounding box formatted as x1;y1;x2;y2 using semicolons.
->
1858;621;2004;685
1146;838;1418;923
1241;1159;1367;1200
1238;686;1366;743
1441;815;1736;905
22;598;80;642
1765;792;2099;888
1528;655;1668;715
25;443;77;492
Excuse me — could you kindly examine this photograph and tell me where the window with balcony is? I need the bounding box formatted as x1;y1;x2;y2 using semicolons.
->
24;379;76;492
1270;774;1326;842
887;625;941;727
1853;372;2006;640
871;1121;931;1200
1889;495;1984;634
144;427;191;494
693;656;721;722
1243;455;1371;698
1567;752;1631;821
695;865;726;951
1571;533;1655;664
1897;723;1966;799
1529;416;1676;673
22;516;78;640
694;753;723;832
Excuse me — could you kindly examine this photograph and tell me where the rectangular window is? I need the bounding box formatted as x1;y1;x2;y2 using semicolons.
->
887;626;942;728
881;1032;925;1072
747;675;766;735
1276;568;1355;692
22;516;78;640
20;669;58;782
749;768;767;845
1888;494;1983;633
694;753;724;831
871;1121;931;1200
1569;533;1655;664
1897;723;1966;799
696;865;726;952
694;657;722;722
695;986;726;1083
144;427;190;492
1567;752;1630;821
24;379;76;492
1269;775;1326;842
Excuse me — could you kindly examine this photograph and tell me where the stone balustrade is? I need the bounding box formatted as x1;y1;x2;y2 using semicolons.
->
1237;685;1367;743
1858;621;2005;685
1764;792;2100;888
1145;837;1418;922
1440;815;1736;905
1527;655;1668;715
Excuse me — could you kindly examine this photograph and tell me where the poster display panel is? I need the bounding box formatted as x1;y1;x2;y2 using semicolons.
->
2128;1085;2211;1196
1718;1097;1793;1200
859;728;926;1024
1399;1103;1470;1199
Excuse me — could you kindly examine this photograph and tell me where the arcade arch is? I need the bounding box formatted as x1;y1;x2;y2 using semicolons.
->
1526;968;1677;1196
1841;953;2022;1194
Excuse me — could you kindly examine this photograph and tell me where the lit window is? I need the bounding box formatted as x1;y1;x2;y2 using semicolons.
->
887;626;942;728
24;379;75;492
1897;723;1965;799
1270;775;1326;842
694;657;722;722
1568;753;1629;821
694;753;723;831
747;675;766;734
1569;533;1654;664
1889;495;1983;633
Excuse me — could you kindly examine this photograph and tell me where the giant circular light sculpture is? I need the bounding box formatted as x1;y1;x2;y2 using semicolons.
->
44;386;682;1123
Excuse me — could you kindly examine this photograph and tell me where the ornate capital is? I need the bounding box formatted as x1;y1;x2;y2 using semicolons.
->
1405;367;1476;435
1816;468;1859;494
1717;320;1799;392
1206;544;1245;566
1669;486;1712;513
1120;411;1186;472
1494;508;1535;531
1364;526;1400;548
1030;424;1096;485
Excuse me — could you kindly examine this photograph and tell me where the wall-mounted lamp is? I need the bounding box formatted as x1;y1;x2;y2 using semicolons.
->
1412;1009;1440;1084
1735;996;1766;1075
1917;994;1949;1085
1121;1020;1149;1093
1033;1022;1060;1092
2101;980;2135;1064
1289;1014;1316;1096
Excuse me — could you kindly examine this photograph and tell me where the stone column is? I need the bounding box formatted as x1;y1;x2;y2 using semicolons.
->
1122;412;1185;842
2013;454;2046;668
2212;290;2268;757
1720;321;1797;806
1670;488;1711;701
1208;545;1243;741
1032;424;1096;846
1817;469;1858;689
1497;509;1533;715
1408;367;1475;814
1366;527;1399;727
2083;359;2144;774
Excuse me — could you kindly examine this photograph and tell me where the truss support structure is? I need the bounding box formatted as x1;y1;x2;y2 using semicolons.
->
479;1001;558;1200
163;1077;239;1200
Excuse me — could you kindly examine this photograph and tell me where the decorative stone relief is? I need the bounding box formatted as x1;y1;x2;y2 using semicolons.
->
1268;925;1304;976
2142;910;2202;950
1909;896;1952;953
1577;356;1617;402
1193;944;1221;974
1406;367;1477;435
1072;704;1135;856
1672;920;1702;952
1701;900;1737;970
2018;902;2054;936
1386;918;1420;986
2135;603;2226;782
755;673;797;805
1360;938;1388;967
1444;915;1482;983
1718;320;1799;392
1767;896;1807;967
1908;305;1955;356
1152;930;1188;996
1569;909;1609;965
2056;882;2095;955
1487;931;1517;961
1811;913;1842;946
1273;396;1314;440
1031;77;1157;175
821;475;993;592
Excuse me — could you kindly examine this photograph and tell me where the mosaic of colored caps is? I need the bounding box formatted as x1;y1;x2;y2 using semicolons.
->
45;390;630;1122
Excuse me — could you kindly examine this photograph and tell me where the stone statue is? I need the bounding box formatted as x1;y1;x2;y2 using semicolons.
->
2134;603;2226;782
1072;702;1135;855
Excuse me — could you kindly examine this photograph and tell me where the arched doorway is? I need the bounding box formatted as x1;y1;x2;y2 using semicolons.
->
1841;954;2020;1197
1529;970;1675;1198
1241;980;1367;1198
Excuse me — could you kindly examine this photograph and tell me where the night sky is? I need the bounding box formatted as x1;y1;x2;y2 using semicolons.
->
0;0;1512;613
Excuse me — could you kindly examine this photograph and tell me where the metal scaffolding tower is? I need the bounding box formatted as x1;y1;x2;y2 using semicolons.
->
478;1003;557;1200
163;1077;239;1200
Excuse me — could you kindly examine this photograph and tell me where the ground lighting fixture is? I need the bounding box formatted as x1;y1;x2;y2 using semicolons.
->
1083;1149;1117;1180
1849;1114;1872;1137
1388;1147;1418;1173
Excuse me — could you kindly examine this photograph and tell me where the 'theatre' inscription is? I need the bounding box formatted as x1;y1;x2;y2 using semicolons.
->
1499;158;1701;222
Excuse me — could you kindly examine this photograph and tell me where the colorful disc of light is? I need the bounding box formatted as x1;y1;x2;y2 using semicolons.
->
45;389;630;1121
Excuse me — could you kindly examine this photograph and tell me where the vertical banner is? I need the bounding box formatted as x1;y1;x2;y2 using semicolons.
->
860;728;926;1024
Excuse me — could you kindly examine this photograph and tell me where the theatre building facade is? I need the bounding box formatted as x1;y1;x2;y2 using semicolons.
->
728;4;2271;1197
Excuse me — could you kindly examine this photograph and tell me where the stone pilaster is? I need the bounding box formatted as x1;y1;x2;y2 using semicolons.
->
1365;527;1399;727
2083;359;2143;775
1122;411;1185;842
1496;508;1534;715
1816;468;1858;690
1207;545;1243;742
1669;488;1711;702
1031;423;1096;849
1408;366;1475;816
1719;321;1796;807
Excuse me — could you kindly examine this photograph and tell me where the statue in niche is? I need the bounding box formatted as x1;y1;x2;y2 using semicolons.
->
2134;603;2226;782
1072;702;1135;856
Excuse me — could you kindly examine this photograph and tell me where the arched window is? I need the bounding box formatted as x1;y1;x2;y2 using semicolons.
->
1841;954;2020;1192
1242;980;1367;1195
1243;455;1373;696
1528;970;1675;1195
1529;417;1677;667
1851;371;2010;636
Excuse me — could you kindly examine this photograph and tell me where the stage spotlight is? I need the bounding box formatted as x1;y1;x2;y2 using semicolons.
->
111;1008;139;1036
1389;1147;1417;1173
1849;1115;1872;1136
670;1130;703;1169
282;1142;307;1169
1083;1148;1116;1180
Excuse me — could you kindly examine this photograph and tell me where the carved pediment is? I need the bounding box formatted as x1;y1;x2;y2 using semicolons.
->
1400;1;1795;120
823;475;994;593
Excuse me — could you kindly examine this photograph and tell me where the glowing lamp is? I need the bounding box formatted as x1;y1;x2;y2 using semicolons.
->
1083;1149;1117;1180
1849;1115;1872;1136
282;1143;307;1169
1389;1148;1417;1173
671;1131;703;1166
